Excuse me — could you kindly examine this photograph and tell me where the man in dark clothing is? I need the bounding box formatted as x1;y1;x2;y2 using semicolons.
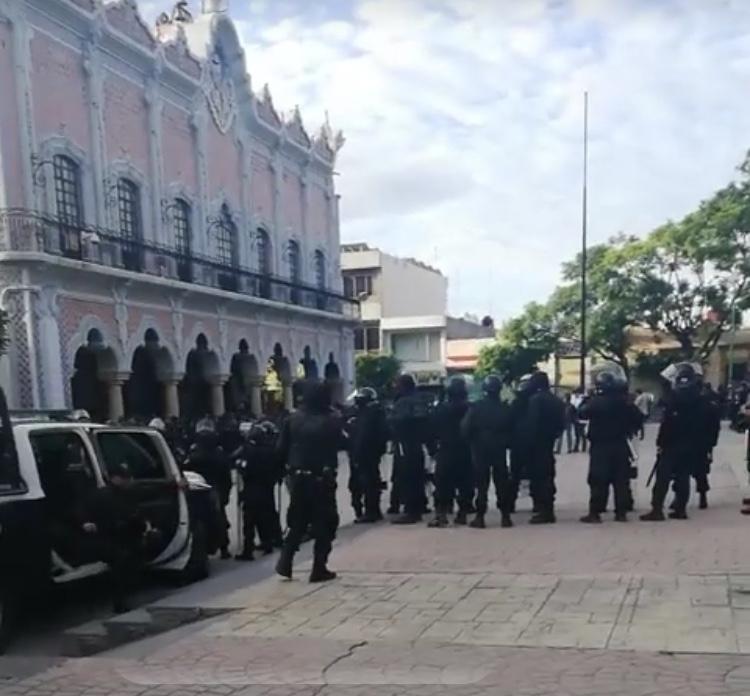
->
579;368;643;524
462;374;514;528
642;363;718;521
235;421;284;560
508;374;534;513
389;374;432;525
346;387;389;523
275;380;345;582
81;463;152;613
427;377;472;528
520;372;565;524
184;418;233;558
691;383;722;509
555;394;577;455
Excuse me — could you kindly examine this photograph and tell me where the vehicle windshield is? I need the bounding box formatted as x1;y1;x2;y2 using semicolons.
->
96;431;170;482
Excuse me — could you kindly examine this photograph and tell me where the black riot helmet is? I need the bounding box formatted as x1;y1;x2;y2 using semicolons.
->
593;363;627;395
529;371;550;393
482;374;503;397
517;373;534;394
671;362;702;393
395;373;416;397
446;376;468;403
354;386;377;406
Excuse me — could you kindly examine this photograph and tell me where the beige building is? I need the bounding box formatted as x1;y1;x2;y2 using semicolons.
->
341;244;448;384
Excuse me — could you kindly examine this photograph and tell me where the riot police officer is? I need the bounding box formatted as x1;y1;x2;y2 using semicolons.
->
521;372;565;524
235;420;284;560
184;418;233;558
579;366;642;524
427;377;472;528
389;374;432;525
275;380;345;582
462;374;514;528
641;363;715;521
347;387;389;523
508;373;534;513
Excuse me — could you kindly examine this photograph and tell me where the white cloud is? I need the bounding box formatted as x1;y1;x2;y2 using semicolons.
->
143;0;750;322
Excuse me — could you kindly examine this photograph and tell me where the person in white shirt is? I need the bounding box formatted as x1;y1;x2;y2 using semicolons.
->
634;390;654;440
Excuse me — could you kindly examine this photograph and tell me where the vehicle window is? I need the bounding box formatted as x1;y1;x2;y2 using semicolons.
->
0;448;23;493
96;432;168;481
31;431;97;497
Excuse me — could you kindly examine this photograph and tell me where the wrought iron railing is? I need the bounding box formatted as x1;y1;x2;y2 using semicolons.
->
0;208;359;319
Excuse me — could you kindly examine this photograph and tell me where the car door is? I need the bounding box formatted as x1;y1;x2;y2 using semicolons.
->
92;429;189;566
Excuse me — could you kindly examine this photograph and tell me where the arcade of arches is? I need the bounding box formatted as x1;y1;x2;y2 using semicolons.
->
70;330;343;422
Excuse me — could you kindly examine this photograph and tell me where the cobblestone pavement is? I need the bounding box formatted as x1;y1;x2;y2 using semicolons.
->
4;426;750;696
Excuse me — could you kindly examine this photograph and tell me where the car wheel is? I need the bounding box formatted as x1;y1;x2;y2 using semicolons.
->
180;521;210;585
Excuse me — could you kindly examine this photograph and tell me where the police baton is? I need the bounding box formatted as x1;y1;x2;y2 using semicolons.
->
646;455;659;488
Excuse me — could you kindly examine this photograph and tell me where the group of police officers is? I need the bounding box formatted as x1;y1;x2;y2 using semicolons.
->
143;360;721;586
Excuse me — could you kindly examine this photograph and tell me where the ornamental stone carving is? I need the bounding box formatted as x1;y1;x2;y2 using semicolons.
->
202;47;236;134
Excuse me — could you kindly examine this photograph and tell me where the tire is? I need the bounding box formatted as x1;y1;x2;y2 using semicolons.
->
179;522;210;585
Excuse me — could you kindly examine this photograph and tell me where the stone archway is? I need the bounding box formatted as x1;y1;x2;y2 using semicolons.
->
226;339;261;416
124;329;176;421
180;333;223;419
71;329;121;421
263;342;292;415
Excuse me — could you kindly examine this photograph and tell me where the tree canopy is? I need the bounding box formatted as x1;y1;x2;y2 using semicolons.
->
355;354;401;397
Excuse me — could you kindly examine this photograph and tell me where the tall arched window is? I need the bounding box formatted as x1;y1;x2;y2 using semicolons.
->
116;178;142;271
287;240;300;282
53;155;83;259
216;204;237;267
314;250;325;289
53;155;83;224
314;249;326;310
173;198;192;282
256;228;270;275
255;228;271;299
287;240;301;305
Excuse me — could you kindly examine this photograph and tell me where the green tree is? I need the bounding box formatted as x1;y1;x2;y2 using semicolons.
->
355;354;401;397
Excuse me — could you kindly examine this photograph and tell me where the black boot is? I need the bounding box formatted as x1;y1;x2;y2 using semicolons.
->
309;552;336;583
235;542;255;561
580;513;602;524
469;513;485;529
428;513;449;528
699;492;708;510
501;514;513;529
668;509;688;520
640;509;665;521
275;544;294;579
454;511;468;526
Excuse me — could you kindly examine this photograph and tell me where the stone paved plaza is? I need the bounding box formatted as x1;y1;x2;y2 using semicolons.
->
4;426;750;696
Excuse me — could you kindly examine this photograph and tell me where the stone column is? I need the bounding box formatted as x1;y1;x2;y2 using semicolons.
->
107;377;126;422
249;376;263;417
282;380;294;412
210;377;228;417
163;377;181;419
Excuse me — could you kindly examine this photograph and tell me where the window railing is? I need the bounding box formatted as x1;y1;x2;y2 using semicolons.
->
0;209;359;319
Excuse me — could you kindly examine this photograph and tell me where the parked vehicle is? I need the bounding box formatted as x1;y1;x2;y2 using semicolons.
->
0;393;219;653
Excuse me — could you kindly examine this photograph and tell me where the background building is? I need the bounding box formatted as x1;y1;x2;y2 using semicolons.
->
341;243;447;385
0;0;357;418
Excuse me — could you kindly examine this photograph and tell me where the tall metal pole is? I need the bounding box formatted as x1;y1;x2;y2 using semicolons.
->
579;91;589;391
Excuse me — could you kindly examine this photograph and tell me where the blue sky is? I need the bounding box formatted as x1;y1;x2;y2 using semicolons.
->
141;0;750;322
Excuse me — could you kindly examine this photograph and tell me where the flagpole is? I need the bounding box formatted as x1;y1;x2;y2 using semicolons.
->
579;91;589;391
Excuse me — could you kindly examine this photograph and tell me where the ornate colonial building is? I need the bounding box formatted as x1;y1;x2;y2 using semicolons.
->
0;0;356;419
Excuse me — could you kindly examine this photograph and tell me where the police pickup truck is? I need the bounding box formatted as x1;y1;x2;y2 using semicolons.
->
0;394;219;652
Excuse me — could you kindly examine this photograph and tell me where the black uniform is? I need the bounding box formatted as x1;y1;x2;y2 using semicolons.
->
429;397;472;524
184;433;233;556
389;378;432;524
579;392;642;521
508;389;532;511
689;389;721;504
520;373;565;523
347;400;389;522
276;383;345;581
644;378;718;520
235;423;284;559
462;393;514;525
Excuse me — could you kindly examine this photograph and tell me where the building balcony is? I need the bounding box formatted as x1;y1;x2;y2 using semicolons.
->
0;208;359;319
